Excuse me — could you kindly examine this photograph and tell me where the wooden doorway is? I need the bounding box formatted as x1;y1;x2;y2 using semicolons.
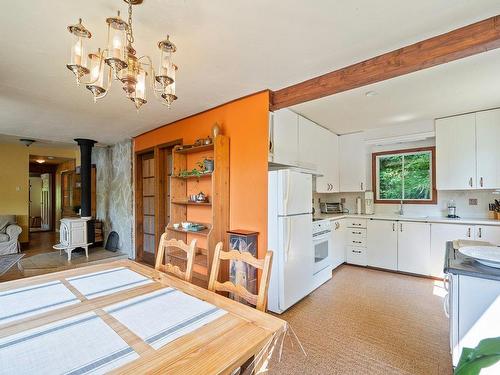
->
135;142;179;266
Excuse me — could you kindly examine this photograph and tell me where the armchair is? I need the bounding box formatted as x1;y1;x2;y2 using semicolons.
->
0;215;22;255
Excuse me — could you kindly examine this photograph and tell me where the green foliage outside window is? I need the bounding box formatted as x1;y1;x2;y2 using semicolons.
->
377;151;432;201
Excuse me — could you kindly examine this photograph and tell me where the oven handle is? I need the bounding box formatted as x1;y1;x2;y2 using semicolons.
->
313;230;332;238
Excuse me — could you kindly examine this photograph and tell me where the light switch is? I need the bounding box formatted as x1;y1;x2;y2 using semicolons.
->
469;198;478;206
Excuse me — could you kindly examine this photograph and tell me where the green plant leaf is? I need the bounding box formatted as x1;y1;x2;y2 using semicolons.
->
455;337;500;375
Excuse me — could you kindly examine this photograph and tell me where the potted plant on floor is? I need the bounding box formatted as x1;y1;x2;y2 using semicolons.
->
454;337;500;374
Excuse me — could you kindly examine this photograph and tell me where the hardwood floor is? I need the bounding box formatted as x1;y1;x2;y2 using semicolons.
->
1;231;126;282
269;265;452;375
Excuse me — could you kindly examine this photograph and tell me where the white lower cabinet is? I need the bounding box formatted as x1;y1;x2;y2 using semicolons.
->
397;221;431;275
367;220;398;270
346;246;367;266
430;223;472;278
330;219;345;269
475;225;500;245
345;219;367;266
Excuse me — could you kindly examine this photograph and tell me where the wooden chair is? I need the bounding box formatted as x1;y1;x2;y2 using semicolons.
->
208;242;273;312
155;233;197;282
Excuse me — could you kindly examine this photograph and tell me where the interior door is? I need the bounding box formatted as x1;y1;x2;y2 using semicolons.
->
367;219;398;270
397;221;431;275
278;214;313;311
40;173;51;230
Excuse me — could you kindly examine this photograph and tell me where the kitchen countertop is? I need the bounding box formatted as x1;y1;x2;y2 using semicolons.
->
313;213;500;226
444;241;500;281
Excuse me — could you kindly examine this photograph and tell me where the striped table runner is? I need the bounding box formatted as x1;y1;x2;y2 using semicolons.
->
104;288;228;350
0;312;139;375
0;281;80;326
67;267;153;299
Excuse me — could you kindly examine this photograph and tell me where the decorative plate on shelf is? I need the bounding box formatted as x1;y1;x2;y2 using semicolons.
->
459;246;500;269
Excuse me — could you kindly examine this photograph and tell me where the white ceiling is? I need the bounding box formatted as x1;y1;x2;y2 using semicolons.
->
1;1;499;144
292;48;500;134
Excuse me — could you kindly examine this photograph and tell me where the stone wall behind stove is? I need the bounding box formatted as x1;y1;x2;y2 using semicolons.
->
92;140;134;257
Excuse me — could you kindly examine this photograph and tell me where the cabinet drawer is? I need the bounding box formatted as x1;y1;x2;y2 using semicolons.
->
347;228;366;238
347;219;367;229
346;246;367;266
347;237;366;247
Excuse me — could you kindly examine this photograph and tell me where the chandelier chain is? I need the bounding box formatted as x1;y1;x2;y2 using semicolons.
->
127;0;134;45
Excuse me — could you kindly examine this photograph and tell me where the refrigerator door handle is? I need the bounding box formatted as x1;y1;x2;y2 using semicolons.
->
285;217;292;263
284;171;291;215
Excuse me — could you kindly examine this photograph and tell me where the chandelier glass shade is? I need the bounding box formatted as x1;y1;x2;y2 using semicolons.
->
66;1;178;110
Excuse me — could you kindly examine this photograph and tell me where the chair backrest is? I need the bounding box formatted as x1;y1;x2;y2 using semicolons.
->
155;233;196;282
208;242;273;312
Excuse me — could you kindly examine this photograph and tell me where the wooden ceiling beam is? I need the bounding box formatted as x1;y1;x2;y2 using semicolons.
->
270;15;500;111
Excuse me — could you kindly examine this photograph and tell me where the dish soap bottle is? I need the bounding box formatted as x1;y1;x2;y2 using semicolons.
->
447;199;457;218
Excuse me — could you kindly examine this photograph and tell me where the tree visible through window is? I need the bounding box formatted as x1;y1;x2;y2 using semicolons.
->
373;147;436;203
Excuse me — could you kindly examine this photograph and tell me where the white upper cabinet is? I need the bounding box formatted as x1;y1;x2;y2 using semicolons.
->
315;127;339;193
339;132;366;192
397;221;431;276
269;109;298;166
476;109;500;189
436;113;476;190
298;115;321;170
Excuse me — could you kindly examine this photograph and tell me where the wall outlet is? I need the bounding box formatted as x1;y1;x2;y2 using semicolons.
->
469;198;478;206
340;197;346;204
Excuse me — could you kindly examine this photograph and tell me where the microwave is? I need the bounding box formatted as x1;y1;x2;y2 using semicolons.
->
320;202;343;214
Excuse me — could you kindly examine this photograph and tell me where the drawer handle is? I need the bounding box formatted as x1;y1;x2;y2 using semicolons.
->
353;250;362;254
352;223;361;226
478;227;482;238
352;241;362;244
352;231;362;235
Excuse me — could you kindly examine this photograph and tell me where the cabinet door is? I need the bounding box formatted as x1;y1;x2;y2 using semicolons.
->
475;225;500;245
367;220;398;270
476;109;500;189
270;109;298;166
397;221;431;275
430;223;472;278
339;132;366;192
331;219;346;269
298;115;320;170
435;114;476;190
316;128;339;193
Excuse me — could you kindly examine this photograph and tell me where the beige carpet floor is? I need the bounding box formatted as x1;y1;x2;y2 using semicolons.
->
268;265;452;375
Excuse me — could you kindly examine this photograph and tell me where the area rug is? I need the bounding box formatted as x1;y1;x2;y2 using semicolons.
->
0;254;24;276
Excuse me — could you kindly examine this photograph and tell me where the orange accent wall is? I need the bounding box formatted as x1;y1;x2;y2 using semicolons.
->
134;91;269;258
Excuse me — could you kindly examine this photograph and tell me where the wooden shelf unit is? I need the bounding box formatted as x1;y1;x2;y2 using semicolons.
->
167;135;229;286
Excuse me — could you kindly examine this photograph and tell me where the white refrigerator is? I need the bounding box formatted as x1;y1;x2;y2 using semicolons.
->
268;169;313;314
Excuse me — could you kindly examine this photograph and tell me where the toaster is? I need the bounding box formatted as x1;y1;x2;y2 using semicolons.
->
320;202;343;214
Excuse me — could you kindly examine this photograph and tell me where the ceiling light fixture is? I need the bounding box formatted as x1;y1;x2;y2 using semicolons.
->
35;159;46;164
365;91;378;97
20;139;35;147
66;0;178;110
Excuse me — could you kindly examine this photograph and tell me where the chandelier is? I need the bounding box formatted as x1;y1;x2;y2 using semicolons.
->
66;0;178;110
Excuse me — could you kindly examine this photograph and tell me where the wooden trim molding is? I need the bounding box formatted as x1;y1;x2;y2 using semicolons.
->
372;146;437;205
270;15;500;110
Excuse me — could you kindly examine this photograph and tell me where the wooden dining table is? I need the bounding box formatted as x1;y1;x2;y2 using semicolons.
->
0;259;287;374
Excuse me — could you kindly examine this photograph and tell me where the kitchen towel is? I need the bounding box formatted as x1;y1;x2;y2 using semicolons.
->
0;311;138;375
104;288;227;350
66;267;153;299
0;280;80;326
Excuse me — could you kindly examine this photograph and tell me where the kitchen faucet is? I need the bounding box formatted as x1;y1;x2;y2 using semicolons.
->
398;200;404;216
